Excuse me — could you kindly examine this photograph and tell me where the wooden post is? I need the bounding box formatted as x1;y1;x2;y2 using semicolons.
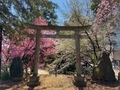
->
75;31;81;76
33;30;41;76
27;30;40;87
74;31;86;87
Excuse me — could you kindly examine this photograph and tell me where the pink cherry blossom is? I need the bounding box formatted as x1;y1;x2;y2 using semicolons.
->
95;0;118;26
2;17;57;68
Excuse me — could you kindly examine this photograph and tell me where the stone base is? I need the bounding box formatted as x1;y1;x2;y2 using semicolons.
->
27;75;40;87
73;75;86;87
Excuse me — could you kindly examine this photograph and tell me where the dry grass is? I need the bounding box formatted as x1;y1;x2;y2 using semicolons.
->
0;75;119;90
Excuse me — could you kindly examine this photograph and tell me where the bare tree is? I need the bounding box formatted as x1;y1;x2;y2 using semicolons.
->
60;0;116;81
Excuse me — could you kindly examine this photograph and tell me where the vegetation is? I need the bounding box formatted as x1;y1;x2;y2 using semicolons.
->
0;0;119;86
2;17;57;76
0;0;58;27
0;0;58;76
0;72;11;80
56;0;119;81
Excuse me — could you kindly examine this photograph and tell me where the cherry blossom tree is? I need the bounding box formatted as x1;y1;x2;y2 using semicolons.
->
2;17;57;72
90;0;119;81
94;0;118;25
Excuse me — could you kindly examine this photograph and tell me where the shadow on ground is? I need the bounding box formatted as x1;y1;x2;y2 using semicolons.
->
0;75;119;90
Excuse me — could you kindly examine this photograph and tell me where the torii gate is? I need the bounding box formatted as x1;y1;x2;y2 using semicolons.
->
25;24;91;86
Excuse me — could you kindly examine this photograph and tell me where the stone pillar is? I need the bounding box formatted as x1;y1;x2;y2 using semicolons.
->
27;30;40;87
74;31;86;87
33;30;41;76
75;31;81;76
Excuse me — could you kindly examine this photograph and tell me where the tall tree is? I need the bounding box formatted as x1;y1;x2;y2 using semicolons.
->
0;0;58;37
2;17;57;74
62;0;92;26
61;0;92;57
62;0;118;81
57;0;92;51
0;0;58;76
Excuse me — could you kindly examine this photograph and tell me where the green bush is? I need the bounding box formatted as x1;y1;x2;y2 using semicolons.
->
0;72;11;80
61;62;76;74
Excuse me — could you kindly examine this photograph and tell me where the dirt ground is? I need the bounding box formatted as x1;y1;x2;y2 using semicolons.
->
0;74;119;90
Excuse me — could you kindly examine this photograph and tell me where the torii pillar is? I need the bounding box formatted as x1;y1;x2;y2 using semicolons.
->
74;30;86;87
27;30;41;86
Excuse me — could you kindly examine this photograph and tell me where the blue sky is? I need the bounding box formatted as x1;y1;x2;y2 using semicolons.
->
50;0;92;25
50;0;66;25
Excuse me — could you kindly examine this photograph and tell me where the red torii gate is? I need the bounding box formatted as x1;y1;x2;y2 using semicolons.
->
25;24;91;87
